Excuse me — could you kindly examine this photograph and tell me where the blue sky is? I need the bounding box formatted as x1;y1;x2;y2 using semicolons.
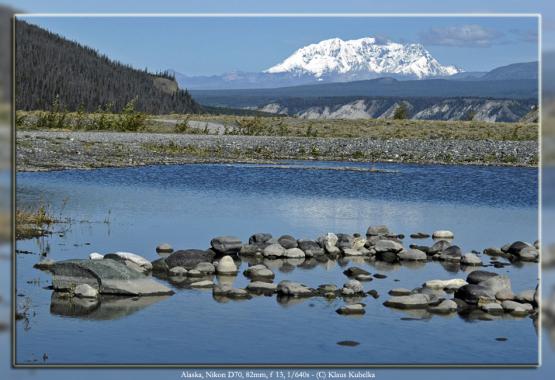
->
18;16;538;76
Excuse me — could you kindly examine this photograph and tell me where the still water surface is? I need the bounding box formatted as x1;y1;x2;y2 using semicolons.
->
15;161;538;365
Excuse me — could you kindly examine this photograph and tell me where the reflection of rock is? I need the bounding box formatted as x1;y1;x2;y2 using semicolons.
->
156;243;173;254
50;293;99;317
49;259;174;296
216;274;237;288
50;292;170;320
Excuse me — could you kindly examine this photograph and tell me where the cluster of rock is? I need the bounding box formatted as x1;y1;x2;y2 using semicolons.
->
32;226;538;320
381;270;538;318
482;241;540;262
33;253;174;299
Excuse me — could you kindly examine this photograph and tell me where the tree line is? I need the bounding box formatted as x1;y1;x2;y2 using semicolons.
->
15;20;203;114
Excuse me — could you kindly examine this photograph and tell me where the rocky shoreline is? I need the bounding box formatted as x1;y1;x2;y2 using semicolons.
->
16;131;538;171
33;225;539;322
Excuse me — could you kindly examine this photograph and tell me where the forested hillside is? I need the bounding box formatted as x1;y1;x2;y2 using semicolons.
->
15;20;202;114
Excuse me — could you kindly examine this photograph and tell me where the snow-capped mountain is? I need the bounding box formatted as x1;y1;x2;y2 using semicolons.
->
265;37;461;79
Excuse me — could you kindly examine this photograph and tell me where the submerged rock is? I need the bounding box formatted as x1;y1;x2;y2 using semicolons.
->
336;303;365;315
383;294;431;309
49;259;174;296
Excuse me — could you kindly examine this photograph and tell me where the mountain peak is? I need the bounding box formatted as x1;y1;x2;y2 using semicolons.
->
265;36;461;79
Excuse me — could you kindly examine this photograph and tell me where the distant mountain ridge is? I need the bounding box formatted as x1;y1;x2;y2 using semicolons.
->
265;37;460;79
15;20;202;114
172;36;537;90
191;76;537;104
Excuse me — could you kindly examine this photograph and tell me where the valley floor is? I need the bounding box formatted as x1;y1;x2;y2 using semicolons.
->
16;130;538;171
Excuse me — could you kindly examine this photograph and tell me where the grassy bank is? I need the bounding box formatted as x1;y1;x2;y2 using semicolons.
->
16;110;538;141
16;205;56;240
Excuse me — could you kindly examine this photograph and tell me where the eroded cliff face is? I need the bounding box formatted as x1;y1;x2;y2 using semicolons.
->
254;98;536;122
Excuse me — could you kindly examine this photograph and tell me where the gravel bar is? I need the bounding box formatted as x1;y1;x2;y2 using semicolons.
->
16;131;538;171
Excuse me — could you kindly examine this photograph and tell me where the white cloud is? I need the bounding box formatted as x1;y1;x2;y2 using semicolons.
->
420;24;503;47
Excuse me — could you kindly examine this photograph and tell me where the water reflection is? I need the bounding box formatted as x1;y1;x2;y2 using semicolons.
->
50;293;171;320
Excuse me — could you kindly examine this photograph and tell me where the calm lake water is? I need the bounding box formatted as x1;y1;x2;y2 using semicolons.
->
15;161;539;365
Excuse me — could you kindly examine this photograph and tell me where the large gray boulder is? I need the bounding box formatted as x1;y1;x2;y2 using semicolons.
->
297;240;324;257
163;249;216;270
50;259;174;296
454;284;492;304
278;235;298;249
336;234;354;250
210;236;243;254
249;233;272;245
467;270;498;285
374;239;403;253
